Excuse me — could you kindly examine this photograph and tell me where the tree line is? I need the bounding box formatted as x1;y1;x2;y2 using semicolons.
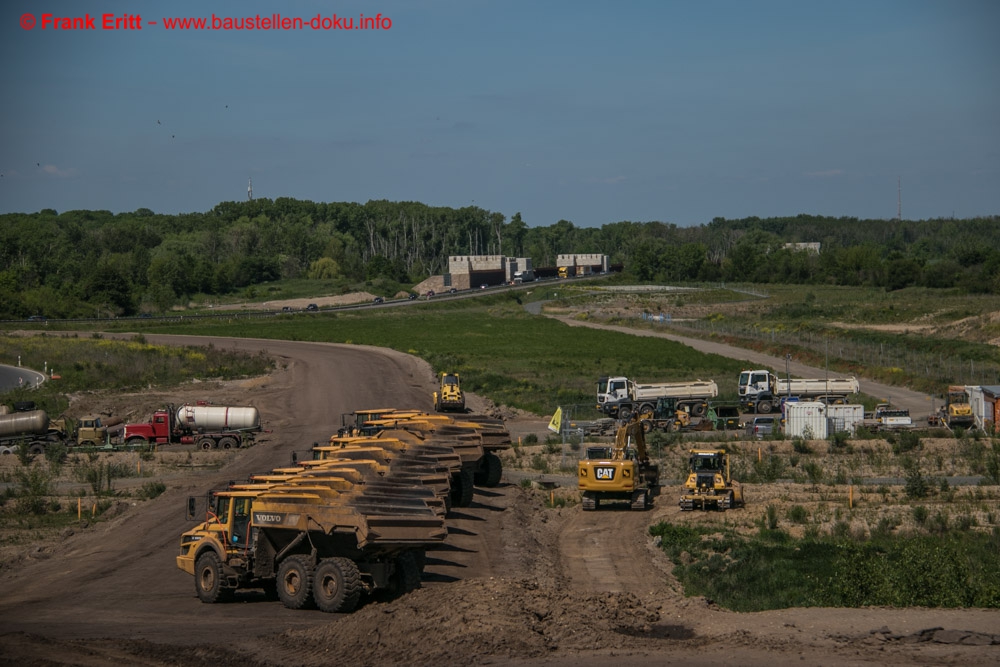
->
1;199;997;318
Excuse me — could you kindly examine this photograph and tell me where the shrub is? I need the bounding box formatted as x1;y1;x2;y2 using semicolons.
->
892;430;921;455
786;505;809;524
523;433;538;445
792;437;811;454
137;481;166;500
912;505;929;525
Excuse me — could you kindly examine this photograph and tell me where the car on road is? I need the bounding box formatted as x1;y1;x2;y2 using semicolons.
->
426;290;435;298
407;293;418;300
373;296;384;304
449;287;457;293
27;315;46;322
281;306;293;313
480;283;488;289
305;303;319;311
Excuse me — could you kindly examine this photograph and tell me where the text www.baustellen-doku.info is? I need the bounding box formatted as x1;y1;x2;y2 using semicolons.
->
19;12;392;31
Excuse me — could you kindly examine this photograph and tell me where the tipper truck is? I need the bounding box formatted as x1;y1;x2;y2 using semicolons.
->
121;403;261;449
738;370;859;414
597;376;718;421
177;467;447;613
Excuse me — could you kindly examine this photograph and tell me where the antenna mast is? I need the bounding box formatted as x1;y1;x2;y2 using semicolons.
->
896;177;903;221
248;177;253;201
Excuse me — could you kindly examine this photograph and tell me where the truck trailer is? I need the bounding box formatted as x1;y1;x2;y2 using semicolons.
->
597;376;718;420
738;370;859;414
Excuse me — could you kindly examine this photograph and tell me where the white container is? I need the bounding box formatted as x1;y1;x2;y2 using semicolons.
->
825;404;865;435
785;401;828;439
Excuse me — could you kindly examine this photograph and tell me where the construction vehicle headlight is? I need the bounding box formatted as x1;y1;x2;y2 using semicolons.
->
623;469;631;478
580;469;587;477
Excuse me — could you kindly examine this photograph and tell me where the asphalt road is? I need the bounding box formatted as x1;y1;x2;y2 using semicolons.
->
0;364;46;393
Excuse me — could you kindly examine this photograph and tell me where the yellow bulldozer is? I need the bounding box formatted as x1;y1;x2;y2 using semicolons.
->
577;417;660;511
679;449;745;511
433;372;466;413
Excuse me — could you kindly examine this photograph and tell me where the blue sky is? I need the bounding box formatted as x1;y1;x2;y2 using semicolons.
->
1;0;997;226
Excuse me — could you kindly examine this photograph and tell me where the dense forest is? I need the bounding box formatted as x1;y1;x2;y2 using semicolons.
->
1;198;998;318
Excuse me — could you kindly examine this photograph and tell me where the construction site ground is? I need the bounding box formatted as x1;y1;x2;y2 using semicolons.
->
0;334;998;667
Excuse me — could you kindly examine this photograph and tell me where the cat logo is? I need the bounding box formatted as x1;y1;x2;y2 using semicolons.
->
596;467;616;480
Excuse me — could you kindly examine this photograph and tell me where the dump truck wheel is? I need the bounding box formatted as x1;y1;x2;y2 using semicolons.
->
28;444;45;456
397;552;422;593
412;549;427;573
194;551;230;603
277;555;315;610
475;452;502;487
758;401;772;414
451;469;475;508
313;557;361;613
218;437;237;450
618;406;633;421
198;438;215;450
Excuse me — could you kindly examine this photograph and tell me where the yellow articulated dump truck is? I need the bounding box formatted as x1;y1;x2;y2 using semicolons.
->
177;466;446;613
339;408;511;496
577;418;660;511
679;449;745;511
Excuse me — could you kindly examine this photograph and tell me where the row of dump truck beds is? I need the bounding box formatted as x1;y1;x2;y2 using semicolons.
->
176;408;511;613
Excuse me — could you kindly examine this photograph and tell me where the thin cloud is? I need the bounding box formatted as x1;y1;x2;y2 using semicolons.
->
41;164;77;177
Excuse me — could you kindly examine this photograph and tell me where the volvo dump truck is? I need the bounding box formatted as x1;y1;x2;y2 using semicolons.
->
433;372;466;413
344;408;511;490
597;376;718;421
323;433;477;508
578;418;660;511
679;449;744;511
177;469;447;613
738;370;859;414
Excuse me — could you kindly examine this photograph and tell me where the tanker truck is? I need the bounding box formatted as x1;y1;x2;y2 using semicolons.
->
121;403;261;450
596;376;719;421
0;410;121;455
738;370;860;414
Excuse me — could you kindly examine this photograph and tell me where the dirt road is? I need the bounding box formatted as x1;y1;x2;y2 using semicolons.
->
1;333;997;666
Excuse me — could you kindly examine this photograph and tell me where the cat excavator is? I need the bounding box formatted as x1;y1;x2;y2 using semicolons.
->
578;417;660;511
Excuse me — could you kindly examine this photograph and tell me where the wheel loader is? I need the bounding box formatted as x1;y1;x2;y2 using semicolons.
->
433;372;466;412
679;449;745;511
577;417;660;511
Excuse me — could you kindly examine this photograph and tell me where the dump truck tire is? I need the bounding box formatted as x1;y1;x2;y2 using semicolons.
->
758;401;772;414
397;552;422;593
194;551;230;603
475;452;503;487
218;436;237;449
313;557;360;613
277;555;314;610
451;469;475;508
28;444;45;456
198;438;215;450
618;406;633;421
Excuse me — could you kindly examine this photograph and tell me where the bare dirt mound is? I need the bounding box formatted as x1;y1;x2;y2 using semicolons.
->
273;579;666;667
